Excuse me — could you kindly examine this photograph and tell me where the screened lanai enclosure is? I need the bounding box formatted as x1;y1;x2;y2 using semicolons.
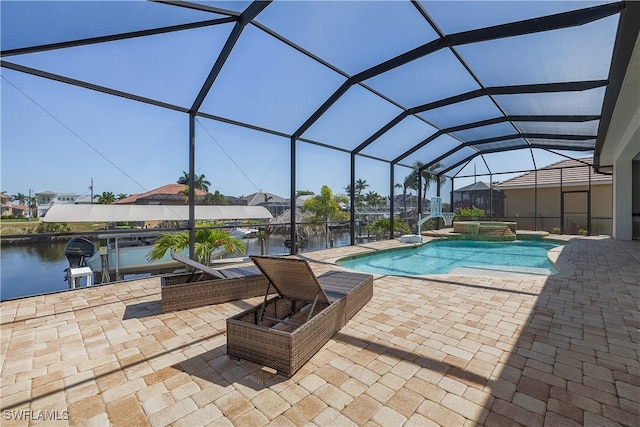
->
2;1;639;255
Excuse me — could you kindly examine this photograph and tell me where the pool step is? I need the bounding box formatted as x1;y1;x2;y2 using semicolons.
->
478;225;516;240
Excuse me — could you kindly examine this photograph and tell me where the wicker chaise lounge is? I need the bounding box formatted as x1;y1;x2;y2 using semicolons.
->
226;256;373;376
160;252;269;313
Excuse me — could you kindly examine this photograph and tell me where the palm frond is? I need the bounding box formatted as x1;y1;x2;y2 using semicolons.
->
147;233;189;261
148;229;245;265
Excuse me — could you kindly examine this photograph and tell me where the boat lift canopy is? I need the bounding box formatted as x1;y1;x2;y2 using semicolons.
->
42;204;272;223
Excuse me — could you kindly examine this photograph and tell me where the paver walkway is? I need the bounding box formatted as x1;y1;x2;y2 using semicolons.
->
1;236;638;426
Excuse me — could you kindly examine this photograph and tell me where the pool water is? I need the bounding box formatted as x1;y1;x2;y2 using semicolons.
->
338;240;562;276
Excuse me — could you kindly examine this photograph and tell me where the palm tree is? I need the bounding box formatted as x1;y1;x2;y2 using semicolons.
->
395;175;414;215
364;191;385;209
177;171;211;192
179;186;190;204
97;191;115;204
148;228;245;266
345;178;369;208
12;192;27;205
116;193;128;200
177;171;189;185
203;191;227;205
355;179;369;195
407;161;445;209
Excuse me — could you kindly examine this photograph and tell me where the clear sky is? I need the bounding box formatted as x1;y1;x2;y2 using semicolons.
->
2;67;397;200
1;1;604;202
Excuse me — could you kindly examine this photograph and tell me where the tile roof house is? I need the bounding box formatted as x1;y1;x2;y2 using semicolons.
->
494;158;612;189
494;158;612;234
0;193;12;216
113;184;207;205
11;204;29;217
241;192;287;206
241;192;289;216
453;181;506;217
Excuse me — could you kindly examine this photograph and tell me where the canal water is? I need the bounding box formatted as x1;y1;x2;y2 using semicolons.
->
1;232;353;301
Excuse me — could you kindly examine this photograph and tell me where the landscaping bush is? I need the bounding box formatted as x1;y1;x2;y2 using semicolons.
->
367;217;410;239
420;217;439;231
36;222;71;233
455;206;485;220
1;215;27;221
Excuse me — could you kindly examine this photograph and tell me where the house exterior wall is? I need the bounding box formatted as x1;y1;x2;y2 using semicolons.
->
634;160;640;240
501;183;612;233
614;153;636;240
11;206;28;217
502;189;535;218
0;195;12;216
634;160;640;215
36;191;81;218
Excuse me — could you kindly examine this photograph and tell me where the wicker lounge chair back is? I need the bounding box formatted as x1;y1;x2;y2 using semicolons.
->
170;251;227;280
171;251;262;279
249;256;331;305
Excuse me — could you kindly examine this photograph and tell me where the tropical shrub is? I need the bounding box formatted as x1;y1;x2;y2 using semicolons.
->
302;186;348;223
1;215;27;221
455;206;485;219
367;217;410;239
36;222;71;233
148;228;245;266
420;217;439;231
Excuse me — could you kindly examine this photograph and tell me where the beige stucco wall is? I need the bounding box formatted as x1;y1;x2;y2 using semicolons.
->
633;160;640;214
502;184;612;218
502;189;536;218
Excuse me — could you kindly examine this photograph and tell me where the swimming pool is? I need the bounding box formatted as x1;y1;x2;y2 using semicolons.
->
338;239;563;276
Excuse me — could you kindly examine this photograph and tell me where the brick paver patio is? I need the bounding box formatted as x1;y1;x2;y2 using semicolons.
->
1;236;638;426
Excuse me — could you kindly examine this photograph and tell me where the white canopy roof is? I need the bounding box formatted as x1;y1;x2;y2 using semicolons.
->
41;204;272;223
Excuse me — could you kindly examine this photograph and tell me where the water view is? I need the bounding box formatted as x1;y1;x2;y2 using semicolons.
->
0;232;353;301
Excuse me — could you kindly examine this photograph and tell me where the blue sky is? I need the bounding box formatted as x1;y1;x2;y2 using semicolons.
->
1;1;608;202
2;65;397;200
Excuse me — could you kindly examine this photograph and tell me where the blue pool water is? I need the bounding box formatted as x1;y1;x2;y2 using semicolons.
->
338;240;562;276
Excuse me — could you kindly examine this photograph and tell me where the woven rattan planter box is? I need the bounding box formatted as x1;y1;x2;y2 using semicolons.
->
226;296;345;376
161;272;269;313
